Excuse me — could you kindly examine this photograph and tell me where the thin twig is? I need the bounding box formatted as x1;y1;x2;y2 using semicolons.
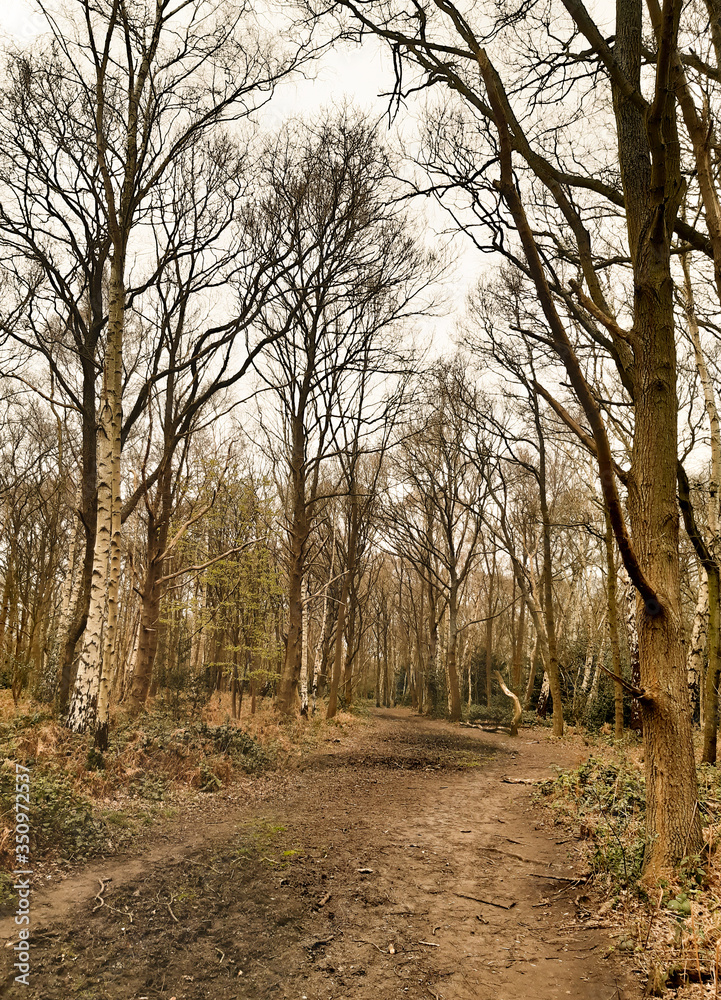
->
454;892;515;909
92;878;110;913
353;938;386;954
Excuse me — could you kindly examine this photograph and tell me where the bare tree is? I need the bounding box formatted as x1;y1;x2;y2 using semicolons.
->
319;0;704;872
249;111;433;717
1;0;317;745
385;361;486;721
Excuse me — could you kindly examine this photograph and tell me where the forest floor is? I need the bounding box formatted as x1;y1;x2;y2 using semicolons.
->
0;708;639;1000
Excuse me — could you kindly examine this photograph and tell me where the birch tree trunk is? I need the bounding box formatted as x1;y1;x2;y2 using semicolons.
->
687;566;708;722
623;579;643;733
523;633;540;711
311;529;335;715
681;252;721;760
67;260;124;741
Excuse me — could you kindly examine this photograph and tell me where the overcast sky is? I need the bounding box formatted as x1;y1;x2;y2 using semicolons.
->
0;0;485;353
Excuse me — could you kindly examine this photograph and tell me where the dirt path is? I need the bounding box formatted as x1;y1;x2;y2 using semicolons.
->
1;710;640;999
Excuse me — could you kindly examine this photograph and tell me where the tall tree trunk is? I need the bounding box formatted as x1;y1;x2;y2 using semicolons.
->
702;567;721;763
447;582;462;721
342;597;357;705
538;450;563;736
68;258;124;740
300;576;309;717
312;521;335;714
681;252;721;759
327;574;349;720
687;566;708;723
278;436;308;716
604;506;625;738
125;554;164;715
484;613;493;708
524;634;540;710
58;363;98;713
623;579;643;732
512;587;526;694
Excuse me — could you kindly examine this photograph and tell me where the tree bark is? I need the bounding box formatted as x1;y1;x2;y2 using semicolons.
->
68;257;124;739
687;566;708;723
604;506;624;739
300;577;309;717
447;580;462;722
278;415;308;716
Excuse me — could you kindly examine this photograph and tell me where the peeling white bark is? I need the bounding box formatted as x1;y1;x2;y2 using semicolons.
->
687;566;709;721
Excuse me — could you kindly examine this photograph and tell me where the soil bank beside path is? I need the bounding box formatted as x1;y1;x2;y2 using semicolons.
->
1;709;640;1000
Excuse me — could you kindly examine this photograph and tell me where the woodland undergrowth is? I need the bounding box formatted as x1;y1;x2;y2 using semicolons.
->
542;736;721;997
0;691;363;907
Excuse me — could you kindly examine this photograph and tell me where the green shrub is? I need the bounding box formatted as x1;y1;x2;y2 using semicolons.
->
0;766;107;859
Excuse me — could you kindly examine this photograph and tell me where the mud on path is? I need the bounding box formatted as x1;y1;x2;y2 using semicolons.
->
1;710;640;1000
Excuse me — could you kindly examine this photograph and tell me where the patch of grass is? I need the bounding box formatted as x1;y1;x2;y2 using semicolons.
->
231;818;289;864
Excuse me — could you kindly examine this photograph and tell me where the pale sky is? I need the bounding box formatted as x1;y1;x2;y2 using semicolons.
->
0;1;493;351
